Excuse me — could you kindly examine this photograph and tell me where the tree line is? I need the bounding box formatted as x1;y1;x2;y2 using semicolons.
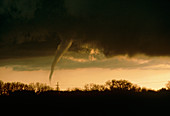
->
0;80;53;95
0;79;170;96
83;80;141;92
72;79;170;92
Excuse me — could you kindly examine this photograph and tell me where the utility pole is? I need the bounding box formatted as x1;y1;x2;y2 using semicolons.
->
56;82;60;92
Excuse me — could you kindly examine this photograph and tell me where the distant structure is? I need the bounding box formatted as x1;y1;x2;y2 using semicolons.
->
56;82;60;91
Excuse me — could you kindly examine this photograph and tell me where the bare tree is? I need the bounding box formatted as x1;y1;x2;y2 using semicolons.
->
166;81;170;90
105;79;136;91
84;83;105;91
0;80;4;95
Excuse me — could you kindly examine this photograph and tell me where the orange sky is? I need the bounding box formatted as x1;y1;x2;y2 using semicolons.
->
1;0;170;92
0;67;169;90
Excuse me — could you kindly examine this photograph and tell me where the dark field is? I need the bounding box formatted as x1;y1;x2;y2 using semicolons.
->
1;90;170;116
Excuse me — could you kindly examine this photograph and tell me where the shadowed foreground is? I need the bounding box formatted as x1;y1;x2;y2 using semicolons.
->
1;90;170;115
1;80;170;115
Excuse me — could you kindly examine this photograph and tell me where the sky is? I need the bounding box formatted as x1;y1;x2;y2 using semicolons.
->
0;0;170;90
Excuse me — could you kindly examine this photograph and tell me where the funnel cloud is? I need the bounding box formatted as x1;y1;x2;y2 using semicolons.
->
0;0;170;77
49;39;73;81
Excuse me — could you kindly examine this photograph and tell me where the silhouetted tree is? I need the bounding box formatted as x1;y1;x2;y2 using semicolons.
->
71;87;82;91
3;82;11;95
130;84;141;92
166;81;170;90
0;80;54;95
35;82;53;93
12;82;25;91
105;79;137;91
28;83;36;91
0;80;4;95
84;83;105;91
141;87;147;92
157;88;167;92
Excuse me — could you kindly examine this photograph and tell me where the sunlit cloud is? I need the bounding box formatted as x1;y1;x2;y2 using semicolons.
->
63;56;88;62
143;64;170;70
1;53;170;71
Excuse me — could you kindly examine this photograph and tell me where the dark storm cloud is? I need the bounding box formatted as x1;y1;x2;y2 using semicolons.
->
0;0;170;59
